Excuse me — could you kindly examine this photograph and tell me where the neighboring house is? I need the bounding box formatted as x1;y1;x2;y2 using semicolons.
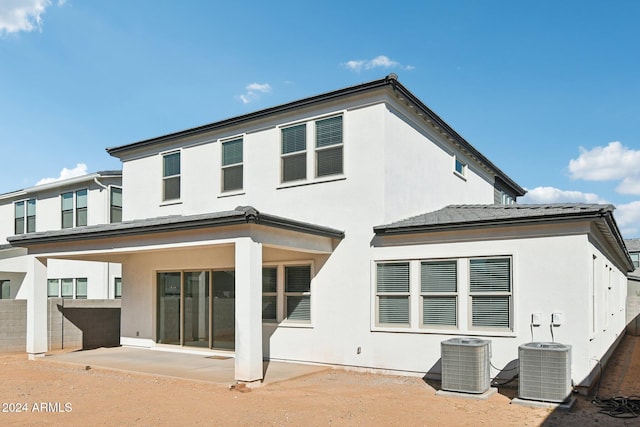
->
624;238;640;332
7;75;633;391
0;171;123;301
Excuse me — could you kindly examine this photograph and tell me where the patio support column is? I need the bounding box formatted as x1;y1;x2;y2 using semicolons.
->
26;256;48;358
234;237;263;382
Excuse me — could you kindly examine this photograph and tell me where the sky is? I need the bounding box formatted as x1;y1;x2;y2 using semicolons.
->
0;1;639;235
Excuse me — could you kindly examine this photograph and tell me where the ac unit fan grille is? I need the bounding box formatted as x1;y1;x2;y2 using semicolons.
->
518;342;572;403
441;338;491;394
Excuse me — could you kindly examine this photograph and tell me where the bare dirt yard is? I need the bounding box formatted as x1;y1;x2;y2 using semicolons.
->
1;335;639;426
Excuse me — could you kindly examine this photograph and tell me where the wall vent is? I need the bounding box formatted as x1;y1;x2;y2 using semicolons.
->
441;338;491;394
518;342;572;403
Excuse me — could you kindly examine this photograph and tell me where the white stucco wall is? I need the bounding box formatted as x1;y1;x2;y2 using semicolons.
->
0;174;123;302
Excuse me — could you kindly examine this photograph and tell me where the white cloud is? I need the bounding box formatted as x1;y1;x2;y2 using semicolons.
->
342;55;414;72
614;201;640;237
520;186;606;204
0;0;54;35
238;82;271;104
36;163;88;186
569;141;640;182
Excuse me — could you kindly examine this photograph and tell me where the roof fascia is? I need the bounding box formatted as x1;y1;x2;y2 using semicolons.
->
106;77;392;157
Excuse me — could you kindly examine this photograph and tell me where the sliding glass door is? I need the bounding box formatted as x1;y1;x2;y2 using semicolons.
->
184;271;210;348
212;270;235;350
156;270;235;350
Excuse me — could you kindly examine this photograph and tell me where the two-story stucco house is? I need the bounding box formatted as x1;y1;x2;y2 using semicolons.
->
1;171;123;301
7;75;633;391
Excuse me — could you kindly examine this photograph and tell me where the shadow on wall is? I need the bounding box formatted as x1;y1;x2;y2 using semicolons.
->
52;300;121;350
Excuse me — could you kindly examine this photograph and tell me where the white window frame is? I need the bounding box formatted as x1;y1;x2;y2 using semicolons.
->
47;278;88;299
279;113;345;187
375;261;411;327
280;123;307;183
468;257;513;332
454;156;466;179
221;137;244;193
162;150;181;202
61;189;88;229
372;255;514;335
14;198;36;234
420;259;458;329
110;186;123;223
314;115;344;178
262;261;314;326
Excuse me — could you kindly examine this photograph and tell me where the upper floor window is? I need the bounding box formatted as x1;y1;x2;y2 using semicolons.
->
222;138;243;192
501;191;515;205
315;116;343;177
454;157;466;177
281;116;344;184
15;199;36;234
281;124;307;182
163;151;181;201
631;252;640;269
61;189;87;229
110;186;123;223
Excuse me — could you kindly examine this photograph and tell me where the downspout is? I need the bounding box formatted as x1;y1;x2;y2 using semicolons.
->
94;177;108;191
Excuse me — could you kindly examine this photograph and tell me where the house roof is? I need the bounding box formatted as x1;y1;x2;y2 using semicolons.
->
0;170;122;200
7;206;344;246
374;204;634;272
625;238;640;252
106;75;525;197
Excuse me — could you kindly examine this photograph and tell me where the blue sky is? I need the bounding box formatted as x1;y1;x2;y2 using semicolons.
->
1;1;639;235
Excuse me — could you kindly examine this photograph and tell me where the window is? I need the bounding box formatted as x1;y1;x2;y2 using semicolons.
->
469;258;512;330
631;252;640;269
163;152;181;201
76;189;87;226
262;267;277;322
48;279;60;298
1;280;9;299
262;263;313;323
421;260;457;327
61;278;74;299
454;157;466;177
376;262;410;325
14;199;36;234
110;187;122;223
281;124;306;182
501;192;515;205
222;138;243;192
75;278;88;299
285;266;311;322
315;116;343;177
61;190;87;228
114;277;122;299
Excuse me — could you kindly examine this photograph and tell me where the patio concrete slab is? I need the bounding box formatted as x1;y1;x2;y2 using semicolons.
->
45;346;328;386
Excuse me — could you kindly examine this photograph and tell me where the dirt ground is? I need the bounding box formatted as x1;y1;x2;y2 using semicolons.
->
1;336;639;426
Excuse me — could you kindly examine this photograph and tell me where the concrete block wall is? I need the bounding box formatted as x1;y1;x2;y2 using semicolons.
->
0;300;27;352
48;299;121;350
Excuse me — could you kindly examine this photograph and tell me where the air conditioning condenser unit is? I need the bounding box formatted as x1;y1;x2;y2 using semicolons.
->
441;338;491;394
518;342;572;403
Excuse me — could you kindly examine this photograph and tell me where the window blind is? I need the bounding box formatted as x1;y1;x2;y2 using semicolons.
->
282;124;306;154
377;263;409;292
470;258;510;292
423;297;457;326
222;139;243;166
421;260;457;293
316;116;342;148
317;146;343;176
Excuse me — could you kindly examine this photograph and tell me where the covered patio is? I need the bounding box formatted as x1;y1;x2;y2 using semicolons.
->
8;206;344;384
46;346;329;385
